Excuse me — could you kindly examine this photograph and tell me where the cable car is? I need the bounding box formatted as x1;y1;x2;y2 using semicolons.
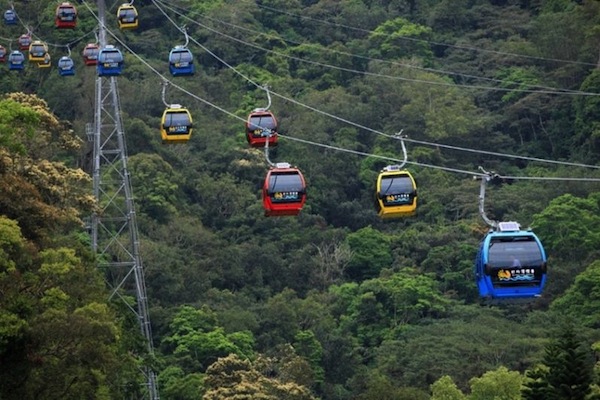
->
168;46;194;76
262;163;307;217
117;4;138;30
4;9;17;25
8;50;25;71
475;221;547;302
160;105;193;143
0;45;6;62
246;109;278;148
18;34;32;51
28;41;49;63
55;2;77;29
82;43;99;66
38;53;51;68
97;45;124;76
57;55;75;76
375;165;417;218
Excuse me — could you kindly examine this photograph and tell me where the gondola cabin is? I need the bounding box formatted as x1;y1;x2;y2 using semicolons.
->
82;43;99;66
262;163;306;217
55;2;77;29
168;46;194;76
116;4;138;29
18;34;32;51
8;50;25;71
4;9;17;25
38;53;51;68
160;105;193;143
0;45;6;62
246;109;278;148
28;41;48;63
57;56;75;76
97;45;124;76
475;221;547;302
375;165;417;218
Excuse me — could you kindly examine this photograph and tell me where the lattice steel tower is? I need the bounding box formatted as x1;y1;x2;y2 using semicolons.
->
89;1;159;398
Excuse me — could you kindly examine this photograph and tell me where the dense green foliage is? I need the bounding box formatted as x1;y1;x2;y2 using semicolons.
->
1;0;600;399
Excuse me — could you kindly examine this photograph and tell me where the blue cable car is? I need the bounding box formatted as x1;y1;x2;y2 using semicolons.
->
475;221;547;302
8;50;25;71
4;9;17;25
168;46;194;76
57;56;75;76
97;45;123;76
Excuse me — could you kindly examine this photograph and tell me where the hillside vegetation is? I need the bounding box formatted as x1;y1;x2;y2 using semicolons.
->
1;0;600;399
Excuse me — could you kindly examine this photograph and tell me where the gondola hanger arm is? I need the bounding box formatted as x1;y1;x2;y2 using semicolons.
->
180;25;190;48
475;166;499;230
161;80;171;107
263;131;275;167
392;129;408;169
253;84;272;112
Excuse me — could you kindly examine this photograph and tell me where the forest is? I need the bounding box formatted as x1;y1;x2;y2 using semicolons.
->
1;0;600;399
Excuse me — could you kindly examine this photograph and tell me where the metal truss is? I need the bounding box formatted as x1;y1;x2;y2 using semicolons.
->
89;1;159;398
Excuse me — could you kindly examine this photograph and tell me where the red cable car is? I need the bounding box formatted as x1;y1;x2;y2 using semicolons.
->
82;43;99;66
18;33;32;51
262;163;306;217
55;2;77;29
0;45;6;62
246;108;278;148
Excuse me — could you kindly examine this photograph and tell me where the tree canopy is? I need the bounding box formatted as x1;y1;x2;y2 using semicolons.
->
1;0;600;399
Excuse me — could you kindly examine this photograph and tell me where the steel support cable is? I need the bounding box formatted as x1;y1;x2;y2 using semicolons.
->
36;28;98;50
373;131;600;170
154;0;595;96
154;0;598;97
85;0;600;174
254;2;598;68
87;1;600;183
155;0;600;176
276;134;600;182
176;29;600;170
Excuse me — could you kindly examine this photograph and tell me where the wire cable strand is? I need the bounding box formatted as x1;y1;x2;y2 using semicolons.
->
155;0;595;96
254;2;598;68
82;0;600;183
154;0;598;97
149;0;600;173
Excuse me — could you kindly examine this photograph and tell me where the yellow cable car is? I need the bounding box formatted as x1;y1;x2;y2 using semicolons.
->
28;41;48;63
38;53;51;68
160;105;192;143
117;4;138;29
375;165;417;218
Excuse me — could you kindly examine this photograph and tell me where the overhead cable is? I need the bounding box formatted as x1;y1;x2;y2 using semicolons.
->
155;0;597;97
156;0;594;96
82;0;600;182
254;2;598;68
